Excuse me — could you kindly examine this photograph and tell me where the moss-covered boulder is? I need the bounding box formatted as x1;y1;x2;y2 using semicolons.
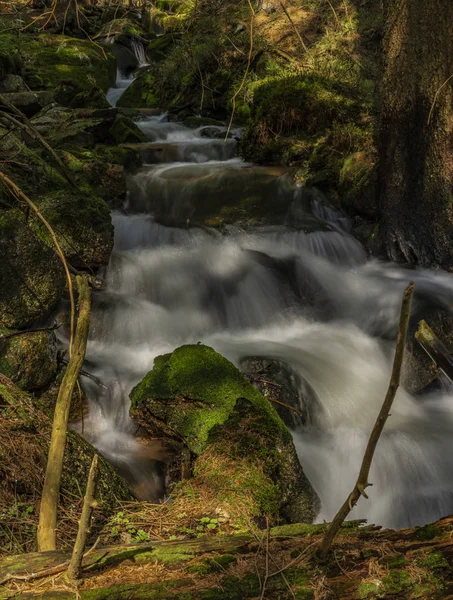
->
29;190;113;269
117;68;159;109
0;330;58;391
19;34;116;94
69;86;110;110
130;345;319;525
0;210;65;330
109;114;148;144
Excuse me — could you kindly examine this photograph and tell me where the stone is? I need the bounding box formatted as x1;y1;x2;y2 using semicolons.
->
130;344;319;524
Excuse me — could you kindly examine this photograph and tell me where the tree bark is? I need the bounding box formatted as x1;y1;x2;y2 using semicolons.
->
37;276;91;552
379;0;453;268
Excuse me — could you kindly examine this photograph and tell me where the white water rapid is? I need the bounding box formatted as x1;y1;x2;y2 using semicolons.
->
74;111;453;529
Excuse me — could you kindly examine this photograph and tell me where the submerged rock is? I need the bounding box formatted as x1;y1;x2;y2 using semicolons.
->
0;210;65;330
130;344;319;524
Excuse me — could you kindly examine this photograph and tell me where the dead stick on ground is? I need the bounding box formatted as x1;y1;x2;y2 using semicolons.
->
415;319;453;382
317;281;415;559
280;2;307;52
68;455;100;582
37;276;91;552
259;516;270;600
0;171;75;355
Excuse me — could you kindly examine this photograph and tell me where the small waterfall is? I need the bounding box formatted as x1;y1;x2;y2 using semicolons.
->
73;114;453;528
131;39;148;67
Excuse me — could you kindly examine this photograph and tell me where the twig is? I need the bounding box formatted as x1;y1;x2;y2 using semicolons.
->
427;73;453;124
280;2;307;52
317;282;415;559
61;358;107;389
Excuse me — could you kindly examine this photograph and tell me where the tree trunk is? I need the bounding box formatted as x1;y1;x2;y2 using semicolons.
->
379;0;453;268
37;277;91;552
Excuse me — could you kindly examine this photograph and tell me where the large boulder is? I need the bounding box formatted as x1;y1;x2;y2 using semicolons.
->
117;68;158;109
0;210;65;330
130;344;319;525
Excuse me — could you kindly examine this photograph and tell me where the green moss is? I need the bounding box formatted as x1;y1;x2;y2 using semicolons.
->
117;69;159;108
130;345;287;454
109;115;148;144
415;524;441;541
417;551;450;571
19;34;116;93
131;345;318;524
358;581;380;599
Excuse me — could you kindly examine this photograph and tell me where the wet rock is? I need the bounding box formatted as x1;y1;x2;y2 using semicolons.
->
403;309;453;395
0;330;58;391
0;210;65;330
182;116;226;129
127;164;305;228
241;357;318;430
130;344;319;524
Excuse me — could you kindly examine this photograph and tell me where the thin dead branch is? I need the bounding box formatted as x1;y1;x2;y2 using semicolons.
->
68;455;100;582
317;281;415;559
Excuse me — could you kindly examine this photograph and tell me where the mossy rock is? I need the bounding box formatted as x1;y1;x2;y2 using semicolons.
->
130;345;319;524
0;210;65;330
19;34;116;93
0;330;57;391
29;190;113;269
117;68;159;109
339;151;377;218
109;114;148;144
69;86;110;110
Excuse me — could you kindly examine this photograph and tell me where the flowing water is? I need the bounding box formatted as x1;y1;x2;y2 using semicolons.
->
75;105;453;528
106;40;148;107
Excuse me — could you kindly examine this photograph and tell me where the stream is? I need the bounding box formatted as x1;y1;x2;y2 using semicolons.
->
74;65;453;530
